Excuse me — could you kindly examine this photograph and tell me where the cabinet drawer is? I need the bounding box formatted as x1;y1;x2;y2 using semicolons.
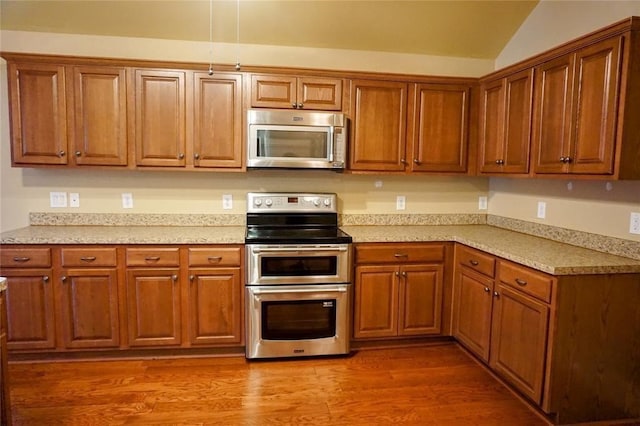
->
61;248;117;267
457;245;495;278
498;261;553;303
126;248;180;267
355;244;444;264
188;247;241;267
0;248;51;268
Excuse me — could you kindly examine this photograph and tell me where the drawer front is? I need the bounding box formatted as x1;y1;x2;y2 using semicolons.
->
355;244;444;264
0;248;51;268
188;247;241;267
457;245;496;278
61;248;117;267
498;261;553;303
126;248;180;267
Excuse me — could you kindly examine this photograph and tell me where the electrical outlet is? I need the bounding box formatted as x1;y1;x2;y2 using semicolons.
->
69;193;80;208
396;195;406;211
537;201;546;219
374;180;383;188
122;193;133;209
50;192;67;208
630;212;640;235
222;194;233;210
478;196;488;210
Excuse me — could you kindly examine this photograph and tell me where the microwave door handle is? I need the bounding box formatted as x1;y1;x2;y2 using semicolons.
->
328;127;335;162
257;136;262;157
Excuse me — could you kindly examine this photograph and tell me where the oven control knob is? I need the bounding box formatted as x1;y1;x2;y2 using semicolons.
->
323;198;331;207
313;199;321;207
254;199;262;207
265;199;273;207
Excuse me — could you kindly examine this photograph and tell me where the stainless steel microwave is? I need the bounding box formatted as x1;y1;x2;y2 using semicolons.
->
247;109;347;170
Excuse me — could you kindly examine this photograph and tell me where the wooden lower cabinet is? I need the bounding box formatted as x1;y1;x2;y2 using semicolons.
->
187;268;242;345
353;243;444;340
0;284;11;426
125;268;181;347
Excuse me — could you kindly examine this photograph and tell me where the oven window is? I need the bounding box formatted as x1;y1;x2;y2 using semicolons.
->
261;256;337;277
257;129;328;159
262;300;336;340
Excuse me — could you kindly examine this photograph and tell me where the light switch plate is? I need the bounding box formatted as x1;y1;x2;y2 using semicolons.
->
69;193;80;208
50;192;67;208
478;196;488;210
122;193;133;209
537;201;546;219
222;194;233;210
630;212;640;235
396;195;406;211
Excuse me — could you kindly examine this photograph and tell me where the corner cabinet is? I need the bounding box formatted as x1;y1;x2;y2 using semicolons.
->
478;69;533;175
353;243;445;339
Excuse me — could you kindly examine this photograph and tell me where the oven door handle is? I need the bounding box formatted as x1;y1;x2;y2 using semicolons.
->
250;286;348;295
251;247;348;254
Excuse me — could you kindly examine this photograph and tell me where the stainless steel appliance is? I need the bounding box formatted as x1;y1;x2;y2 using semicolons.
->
246;109;347;170
245;192;352;359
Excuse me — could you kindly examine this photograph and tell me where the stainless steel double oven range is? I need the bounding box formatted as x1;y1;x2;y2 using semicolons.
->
244;192;352;359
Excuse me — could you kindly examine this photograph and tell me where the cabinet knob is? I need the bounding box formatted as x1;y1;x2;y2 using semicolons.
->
484;287;490;293
292;103;297;108
194;153;200;160
297;103;303;109
395;271;400;277
413;159;421;165
495;159;504;165
58;150;66;157
564;156;572;164
400;159;407;164
43;275;49;282
401;271;407;277
61;276;67;282
172;275;178;282
75;151;82;157
493;291;500;298
559;156;566;163
179;153;185;159
189;275;195;281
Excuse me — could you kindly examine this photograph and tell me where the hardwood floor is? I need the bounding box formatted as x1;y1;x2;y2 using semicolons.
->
8;343;548;425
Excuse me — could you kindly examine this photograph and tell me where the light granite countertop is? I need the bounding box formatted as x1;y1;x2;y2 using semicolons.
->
1;224;639;276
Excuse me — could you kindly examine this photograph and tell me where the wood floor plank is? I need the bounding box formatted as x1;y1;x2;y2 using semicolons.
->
8;343;548;425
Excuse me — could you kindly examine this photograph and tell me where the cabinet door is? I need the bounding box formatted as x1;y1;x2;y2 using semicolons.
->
353;265;398;339
502;69;534;173
126;268;181;347
193;72;242;168
134;70;186;167
0;290;10;426
533;55;575;174
490;284;549;404
1;270;56;350
7;63;67;165
349;80;408;171
297;77;343;110
452;267;494;362
250;74;296;108
570;37;621;175
399;264;443;336
188;268;242;345
70;66;128;166
410;84;469;173
59;269;119;349
478;79;506;173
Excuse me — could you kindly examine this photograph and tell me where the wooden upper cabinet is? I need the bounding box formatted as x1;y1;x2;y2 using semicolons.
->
134;69;187;167
7;63;68;165
70;66;128;166
251;74;342;110
409;83;470;173
533;36;622;175
193;72;243;168
479;69;533;174
349;79;408;171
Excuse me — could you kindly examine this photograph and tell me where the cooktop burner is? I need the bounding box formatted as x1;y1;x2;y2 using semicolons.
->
245;192;352;245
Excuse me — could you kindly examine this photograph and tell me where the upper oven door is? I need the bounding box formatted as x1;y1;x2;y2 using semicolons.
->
246;244;351;285
247;124;335;169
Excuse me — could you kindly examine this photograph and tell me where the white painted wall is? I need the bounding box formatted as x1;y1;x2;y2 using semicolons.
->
489;0;640;242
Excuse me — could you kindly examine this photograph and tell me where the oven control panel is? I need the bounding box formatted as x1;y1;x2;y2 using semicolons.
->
247;192;337;213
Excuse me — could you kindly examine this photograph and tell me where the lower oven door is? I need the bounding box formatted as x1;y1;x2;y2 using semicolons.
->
245;284;351;359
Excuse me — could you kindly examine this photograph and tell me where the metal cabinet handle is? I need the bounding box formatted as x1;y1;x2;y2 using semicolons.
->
194;153;200;160
297;103;303;109
43;275;49;282
394;253;408;258
292;103;297;108
207;256;222;263
145;256;161;262
13;256;30;262
61;276;67;282
172;275;178;281
178;153;185;159
493;291;500;298
80;256;97;262
400;158;407;164
484;287;490;293
469;259;479;266
564;157;572;164
75;151;82;157
58;150;66;157
189;275;195;281
515;278;528;286
401;271;407;277
413;159;421;165
395;271;400;277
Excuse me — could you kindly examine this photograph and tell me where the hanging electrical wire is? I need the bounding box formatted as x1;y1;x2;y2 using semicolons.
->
208;0;214;75
235;0;241;70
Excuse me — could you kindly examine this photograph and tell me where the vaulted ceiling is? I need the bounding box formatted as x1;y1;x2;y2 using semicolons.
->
0;0;539;59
